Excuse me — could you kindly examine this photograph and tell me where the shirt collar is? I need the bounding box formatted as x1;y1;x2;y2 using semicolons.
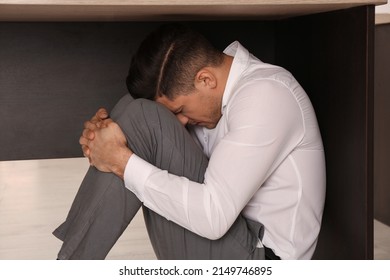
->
221;41;250;113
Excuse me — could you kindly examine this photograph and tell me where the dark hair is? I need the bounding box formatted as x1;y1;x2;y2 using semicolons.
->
126;23;224;100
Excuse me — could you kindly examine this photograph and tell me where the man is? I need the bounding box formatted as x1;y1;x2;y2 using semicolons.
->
54;23;326;260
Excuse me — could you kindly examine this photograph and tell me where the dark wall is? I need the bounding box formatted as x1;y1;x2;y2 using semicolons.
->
0;22;148;160
0;21;275;160
276;6;374;259
374;23;390;226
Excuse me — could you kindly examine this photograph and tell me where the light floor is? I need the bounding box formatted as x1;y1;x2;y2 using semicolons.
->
0;157;389;260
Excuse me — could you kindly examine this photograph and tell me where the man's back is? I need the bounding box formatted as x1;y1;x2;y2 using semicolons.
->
191;42;326;259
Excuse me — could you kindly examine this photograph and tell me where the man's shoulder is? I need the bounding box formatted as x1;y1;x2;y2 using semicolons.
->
237;62;302;98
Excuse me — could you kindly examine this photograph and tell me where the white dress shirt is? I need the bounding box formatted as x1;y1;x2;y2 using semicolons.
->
124;41;326;260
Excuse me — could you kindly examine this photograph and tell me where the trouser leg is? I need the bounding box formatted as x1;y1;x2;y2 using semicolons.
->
112;96;264;260
53;96;144;260
53;167;141;259
54;94;264;259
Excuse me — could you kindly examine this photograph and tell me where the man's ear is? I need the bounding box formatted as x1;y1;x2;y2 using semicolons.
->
195;68;217;90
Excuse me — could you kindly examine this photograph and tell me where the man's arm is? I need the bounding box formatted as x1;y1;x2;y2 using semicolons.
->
84;81;304;239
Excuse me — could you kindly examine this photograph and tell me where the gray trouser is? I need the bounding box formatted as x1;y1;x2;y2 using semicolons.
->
53;94;265;260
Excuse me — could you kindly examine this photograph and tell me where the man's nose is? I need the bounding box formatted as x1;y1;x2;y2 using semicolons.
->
175;113;189;126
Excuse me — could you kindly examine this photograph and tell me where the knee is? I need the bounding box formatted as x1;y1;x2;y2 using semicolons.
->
127;98;161;120
110;94;133;120
111;96;155;121
129;98;158;112
113;97;177;132
123;98;176;124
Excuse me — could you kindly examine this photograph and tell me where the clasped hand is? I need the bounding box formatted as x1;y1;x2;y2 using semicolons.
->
79;108;133;178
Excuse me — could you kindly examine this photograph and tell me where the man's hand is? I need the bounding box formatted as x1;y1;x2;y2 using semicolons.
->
80;108;109;158
79;109;133;179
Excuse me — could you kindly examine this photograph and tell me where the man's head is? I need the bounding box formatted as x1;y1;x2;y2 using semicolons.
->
126;24;231;128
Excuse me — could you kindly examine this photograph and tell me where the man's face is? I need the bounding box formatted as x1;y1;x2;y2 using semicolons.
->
156;91;222;129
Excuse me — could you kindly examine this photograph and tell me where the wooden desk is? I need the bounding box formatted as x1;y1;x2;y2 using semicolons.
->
0;0;385;21
0;0;385;259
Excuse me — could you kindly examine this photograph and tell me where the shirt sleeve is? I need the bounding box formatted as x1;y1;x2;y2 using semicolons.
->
124;79;305;239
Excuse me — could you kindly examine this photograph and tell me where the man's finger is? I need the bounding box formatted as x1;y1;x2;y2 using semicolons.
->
84;120;98;130
79;135;89;146
81;128;95;141
96;108;109;120
81;144;90;157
